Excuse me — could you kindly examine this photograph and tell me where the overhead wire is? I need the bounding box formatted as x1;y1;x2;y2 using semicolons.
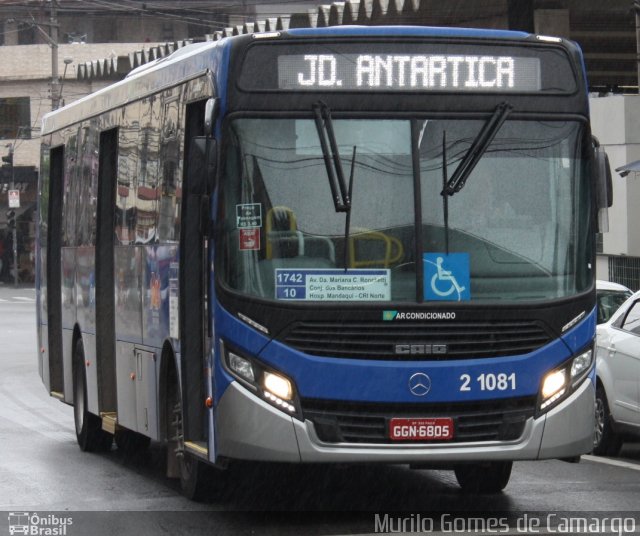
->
0;0;227;34
55;0;326;29
1;0;515;40
101;0;319;17
73;0;213;27
59;0;238;30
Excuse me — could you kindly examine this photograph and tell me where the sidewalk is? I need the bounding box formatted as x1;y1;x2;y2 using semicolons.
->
0;282;36;300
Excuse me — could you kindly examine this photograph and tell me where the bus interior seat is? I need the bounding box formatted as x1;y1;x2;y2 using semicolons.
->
266;206;301;259
266;206;336;263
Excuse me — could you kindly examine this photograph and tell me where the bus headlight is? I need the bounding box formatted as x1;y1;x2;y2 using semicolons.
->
541;369;566;402
263;372;293;401
538;346;594;414
228;352;255;383
221;342;301;419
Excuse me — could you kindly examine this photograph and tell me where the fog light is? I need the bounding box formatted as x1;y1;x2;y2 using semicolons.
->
264;391;297;413
542;369;566;400
571;349;592;379
228;352;255;383
263;371;293;400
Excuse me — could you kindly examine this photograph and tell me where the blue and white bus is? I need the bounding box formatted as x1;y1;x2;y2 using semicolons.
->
37;26;611;498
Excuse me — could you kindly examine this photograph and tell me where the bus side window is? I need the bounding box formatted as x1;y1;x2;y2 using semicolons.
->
115;105;140;245
135;96;160;244
158;94;182;243
77;121;99;247
62;129;80;247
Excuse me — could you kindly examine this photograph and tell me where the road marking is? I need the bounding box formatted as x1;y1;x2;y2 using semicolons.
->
582;454;640;471
0;297;36;304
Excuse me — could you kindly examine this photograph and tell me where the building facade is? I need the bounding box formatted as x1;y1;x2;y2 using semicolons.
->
592;96;640;289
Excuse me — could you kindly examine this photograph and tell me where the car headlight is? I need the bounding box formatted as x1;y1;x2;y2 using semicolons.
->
221;341;302;419
538;345;594;415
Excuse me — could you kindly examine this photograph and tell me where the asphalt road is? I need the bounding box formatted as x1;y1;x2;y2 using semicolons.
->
1;285;639;536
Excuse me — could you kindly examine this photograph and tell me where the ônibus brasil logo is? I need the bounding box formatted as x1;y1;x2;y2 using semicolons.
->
383;310;456;321
8;512;73;536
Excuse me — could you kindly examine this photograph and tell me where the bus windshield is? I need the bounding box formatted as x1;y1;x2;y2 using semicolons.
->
219;116;590;303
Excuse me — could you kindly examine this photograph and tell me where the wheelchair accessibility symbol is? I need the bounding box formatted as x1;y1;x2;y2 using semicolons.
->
423;253;470;302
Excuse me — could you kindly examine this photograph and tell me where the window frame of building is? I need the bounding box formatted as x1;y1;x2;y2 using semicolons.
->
0;97;31;140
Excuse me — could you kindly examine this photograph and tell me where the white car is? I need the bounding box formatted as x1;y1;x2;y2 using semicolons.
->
594;287;640;455
596;280;633;325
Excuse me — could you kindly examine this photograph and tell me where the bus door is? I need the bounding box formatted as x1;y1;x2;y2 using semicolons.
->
95;128;119;414
179;99;212;449
44;146;65;396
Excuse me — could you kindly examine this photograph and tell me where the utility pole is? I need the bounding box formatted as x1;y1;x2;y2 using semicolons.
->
10;148;17;289
635;0;640;94
25;1;61;109
2;145;18;288
49;0;60;110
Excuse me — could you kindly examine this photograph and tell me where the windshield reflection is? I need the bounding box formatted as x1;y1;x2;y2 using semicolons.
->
219;117;590;303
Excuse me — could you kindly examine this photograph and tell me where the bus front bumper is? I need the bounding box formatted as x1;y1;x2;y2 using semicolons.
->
215;379;595;464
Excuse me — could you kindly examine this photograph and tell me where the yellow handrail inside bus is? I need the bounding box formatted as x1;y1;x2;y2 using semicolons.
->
348;229;404;268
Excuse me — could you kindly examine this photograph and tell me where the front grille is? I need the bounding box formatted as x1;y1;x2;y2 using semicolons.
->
281;320;552;359
302;397;536;444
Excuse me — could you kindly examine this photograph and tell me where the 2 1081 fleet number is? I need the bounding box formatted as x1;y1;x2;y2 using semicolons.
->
459;372;517;392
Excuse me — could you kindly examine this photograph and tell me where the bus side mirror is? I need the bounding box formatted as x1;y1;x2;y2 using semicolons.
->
187;136;217;196
204;98;219;137
595;146;613;210
593;139;612;233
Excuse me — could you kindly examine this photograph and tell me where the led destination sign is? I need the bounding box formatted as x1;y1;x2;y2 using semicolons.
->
278;53;541;92
240;42;577;94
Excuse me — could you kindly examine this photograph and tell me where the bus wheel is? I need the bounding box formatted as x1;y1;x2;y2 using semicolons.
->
73;340;112;452
454;461;512;493
166;377;211;501
593;385;622;456
115;429;151;456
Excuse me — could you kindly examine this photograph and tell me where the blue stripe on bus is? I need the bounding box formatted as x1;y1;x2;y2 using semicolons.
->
214;302;595;404
560;307;596;354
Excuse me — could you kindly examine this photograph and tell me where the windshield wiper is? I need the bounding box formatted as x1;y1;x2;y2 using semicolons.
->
312;101;351;212
343;146;356;271
313;101;357;270
441;101;513;197
442;131;450;255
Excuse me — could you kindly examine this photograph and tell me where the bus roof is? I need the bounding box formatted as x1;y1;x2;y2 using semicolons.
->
286;25;532;40
41;38;226;136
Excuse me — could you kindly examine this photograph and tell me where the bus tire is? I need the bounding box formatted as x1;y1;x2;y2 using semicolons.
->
179;451;214;501
73;340;112;452
593;385;622;456
115;429;151;456
454;461;512;493
166;371;212;501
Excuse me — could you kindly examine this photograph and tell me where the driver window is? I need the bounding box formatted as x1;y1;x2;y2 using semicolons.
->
621;301;640;335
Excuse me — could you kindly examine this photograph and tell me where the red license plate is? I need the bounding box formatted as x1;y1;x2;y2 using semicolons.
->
389;417;454;441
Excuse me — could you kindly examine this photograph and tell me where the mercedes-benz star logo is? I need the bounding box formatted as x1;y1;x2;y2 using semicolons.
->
408;372;431;397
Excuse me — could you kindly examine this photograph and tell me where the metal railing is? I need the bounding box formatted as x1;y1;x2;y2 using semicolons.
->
609;255;640;291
